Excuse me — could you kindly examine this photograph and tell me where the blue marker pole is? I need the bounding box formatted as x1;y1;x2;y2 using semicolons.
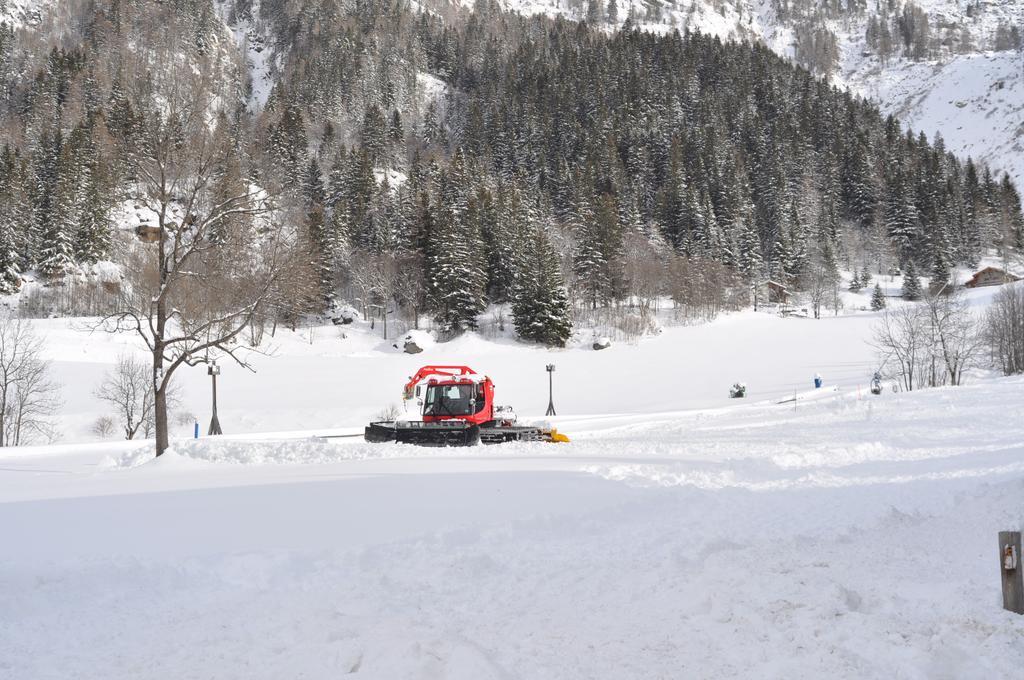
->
194;421;200;439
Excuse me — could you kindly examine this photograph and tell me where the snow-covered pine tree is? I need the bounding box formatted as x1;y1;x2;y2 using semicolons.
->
512;220;572;347
427;152;486;334
929;247;951;293
305;206;335;308
736;214;762;282
0;146;24;293
0;179;20;293
360;104;387;165
64;122;113;264
999;174;1024;253
572;193;606;309
269;102;308;198
75;166;112;264
886;171;919;264
0;209;19;293
482;183;520;303
346;150;377;249
902;259;922;301
606;0;618;25
848;270;862;292
859;265;872;287
870;282;886;310
841;136;878;229
39;140;78;279
783;202;808;288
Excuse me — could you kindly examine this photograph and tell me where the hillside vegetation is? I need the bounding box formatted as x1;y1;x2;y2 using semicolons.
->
0;0;1021;343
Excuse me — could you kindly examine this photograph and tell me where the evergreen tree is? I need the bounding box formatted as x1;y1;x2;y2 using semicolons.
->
848;270;862;292
902;259;922;301
859;265;872;287
75;169;112;264
0;147;24;292
886;171;919;263
39;141;78;279
929;246;951;292
0;174;20;292
427;154;486;334
606;0;618;25
736;215;762;281
572;195;607;308
870;282;886;310
482;184;521;303
512;227;572;347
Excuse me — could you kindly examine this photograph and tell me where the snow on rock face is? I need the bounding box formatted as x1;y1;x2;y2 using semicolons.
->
214;0;278;110
851;51;1024;186
0;0;49;28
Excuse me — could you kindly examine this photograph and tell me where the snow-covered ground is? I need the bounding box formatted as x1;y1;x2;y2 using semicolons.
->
2;283;1024;677
38;298;884;444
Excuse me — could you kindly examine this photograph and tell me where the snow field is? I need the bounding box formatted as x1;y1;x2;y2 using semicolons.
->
3;375;1024;678
2;286;1024;677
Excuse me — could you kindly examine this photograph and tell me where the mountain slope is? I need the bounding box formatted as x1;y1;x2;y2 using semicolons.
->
487;0;1024;185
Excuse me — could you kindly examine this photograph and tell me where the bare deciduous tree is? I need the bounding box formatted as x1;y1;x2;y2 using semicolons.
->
872;303;929;391
805;264;831;320
666;256;744;323
92;416;116;439
101;66;301;457
95;354;179;440
983;283;1024;375
348;249;421;339
921;288;983;386
392;253;425;330
872;289;982;391
0;317;61;447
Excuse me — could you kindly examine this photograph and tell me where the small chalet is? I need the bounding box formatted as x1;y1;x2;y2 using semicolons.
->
759;280;791;304
963;267;1021;289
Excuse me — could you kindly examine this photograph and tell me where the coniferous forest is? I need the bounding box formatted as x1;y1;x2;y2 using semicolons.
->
0;0;1021;345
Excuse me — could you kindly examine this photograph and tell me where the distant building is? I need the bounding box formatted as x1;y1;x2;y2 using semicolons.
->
758;280;791;304
963;267;1021;289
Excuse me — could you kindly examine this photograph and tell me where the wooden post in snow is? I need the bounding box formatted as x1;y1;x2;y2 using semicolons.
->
999;531;1023;614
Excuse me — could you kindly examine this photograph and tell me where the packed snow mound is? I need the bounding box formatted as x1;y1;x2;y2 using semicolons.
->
106;437;376;468
394;329;435;353
89;260;122;283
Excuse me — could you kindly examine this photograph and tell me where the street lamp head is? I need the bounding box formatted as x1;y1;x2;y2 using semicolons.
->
546;364;555;372
208;362;221;376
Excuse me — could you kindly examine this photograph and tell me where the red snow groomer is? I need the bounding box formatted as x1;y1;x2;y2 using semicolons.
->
364;365;569;446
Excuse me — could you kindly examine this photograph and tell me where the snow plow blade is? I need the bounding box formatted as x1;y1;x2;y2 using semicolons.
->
545;429;570;443
364;421;481;447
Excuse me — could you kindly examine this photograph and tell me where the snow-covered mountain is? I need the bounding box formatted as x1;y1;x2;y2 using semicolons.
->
486;0;1024;185
7;0;1021;184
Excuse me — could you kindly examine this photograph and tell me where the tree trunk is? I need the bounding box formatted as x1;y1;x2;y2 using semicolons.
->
154;383;169;456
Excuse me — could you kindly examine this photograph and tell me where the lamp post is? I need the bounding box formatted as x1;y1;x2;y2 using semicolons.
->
208;360;223;435
545;364;556;417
